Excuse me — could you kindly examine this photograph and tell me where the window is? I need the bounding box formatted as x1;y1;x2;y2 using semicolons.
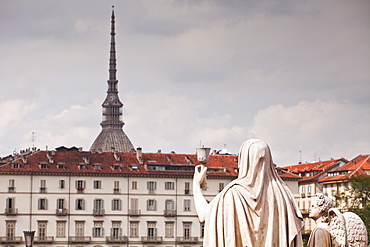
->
111;221;122;238
76;199;85;210
165;222;174;238
132;181;138;190
94;164;101;170
40;163;48;169
183;223;191;239
8;179;15;192
93;221;104;237
94;180;101;189
59;180;65;189
94;199;104;213
113;181;120;193
57;163;65;169
130;222;139;237
219;183;224;192
147;181;156;193
75;221;85;237
165;182;174;190
12;162;20;168
6;221;16;239
200;223;205;238
76;180;86;189
185;182;190;194
79;164;87;170
57;199;65;209
38;221;47;238
165;200;175;216
184;200;191;211
6;198;16;214
38;198;48;210
56;221;66;238
40;180;46;193
147;222;157;238
301;186;305;194
307;185;311;194
112;199;121;211
147;199;156;211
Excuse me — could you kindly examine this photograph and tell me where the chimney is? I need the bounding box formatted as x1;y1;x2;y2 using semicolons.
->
136;147;143;164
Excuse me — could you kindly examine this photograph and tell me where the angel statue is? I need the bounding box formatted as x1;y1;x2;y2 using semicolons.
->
308;193;368;247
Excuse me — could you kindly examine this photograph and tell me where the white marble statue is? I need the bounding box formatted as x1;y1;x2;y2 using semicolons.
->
308;193;368;247
193;139;303;247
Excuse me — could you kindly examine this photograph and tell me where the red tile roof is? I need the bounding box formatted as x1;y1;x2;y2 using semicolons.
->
0;149;239;178
319;154;370;183
283;158;346;173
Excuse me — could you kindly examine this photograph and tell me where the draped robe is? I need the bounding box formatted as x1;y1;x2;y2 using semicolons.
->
202;139;303;247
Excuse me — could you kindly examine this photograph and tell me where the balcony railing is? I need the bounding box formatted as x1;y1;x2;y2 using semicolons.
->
0;236;22;244
301;193;306;198
5;208;18;215
8;187;15;193
128;209;141;216
184;189;190;195
164;209;177;217
69;236;91;243
106;236;128;243
141;236;162;243
40;187;47;193
176;237;198;244
113;188;121;194
56;208;68;216
93;209;105;216
33;236;54;244
148;189;155;194
76;187;85;193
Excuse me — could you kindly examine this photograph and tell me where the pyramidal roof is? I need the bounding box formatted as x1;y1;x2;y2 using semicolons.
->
90;6;134;153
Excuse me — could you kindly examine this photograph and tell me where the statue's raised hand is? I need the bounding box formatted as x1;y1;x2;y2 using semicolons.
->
194;165;208;189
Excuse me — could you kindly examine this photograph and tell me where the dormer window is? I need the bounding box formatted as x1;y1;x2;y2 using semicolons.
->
111;165;121;170
40;163;48;169
94;164;102;170
57;164;65;169
130;165;138;171
79;164;87;170
12;163;20;169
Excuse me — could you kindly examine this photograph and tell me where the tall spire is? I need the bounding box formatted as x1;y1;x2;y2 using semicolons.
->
108;6;117;89
90;7;135;153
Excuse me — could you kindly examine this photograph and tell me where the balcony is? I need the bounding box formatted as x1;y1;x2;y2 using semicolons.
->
164;209;177;217
141;236;162;243
76;187;85;193
184;189;190;195
0;236;22;244
128;209;141;216
300;209;309;215
113;188;121;194
8;187;15;193
33;236;54;244
301;193;306;198
93;209;105;216
148;189;155;194
106;236;128;243
5;208;18;215
177;237;198;244
40;187;47;193
69;236;91;243
56;208;68;216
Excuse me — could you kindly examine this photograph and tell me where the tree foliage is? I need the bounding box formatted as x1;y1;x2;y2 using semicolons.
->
347;175;370;242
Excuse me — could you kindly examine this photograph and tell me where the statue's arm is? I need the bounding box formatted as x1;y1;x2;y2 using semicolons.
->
193;165;209;223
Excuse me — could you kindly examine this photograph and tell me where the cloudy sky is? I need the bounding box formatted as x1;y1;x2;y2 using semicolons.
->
1;0;369;166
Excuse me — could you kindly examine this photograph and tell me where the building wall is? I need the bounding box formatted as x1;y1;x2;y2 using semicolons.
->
0;173;233;247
